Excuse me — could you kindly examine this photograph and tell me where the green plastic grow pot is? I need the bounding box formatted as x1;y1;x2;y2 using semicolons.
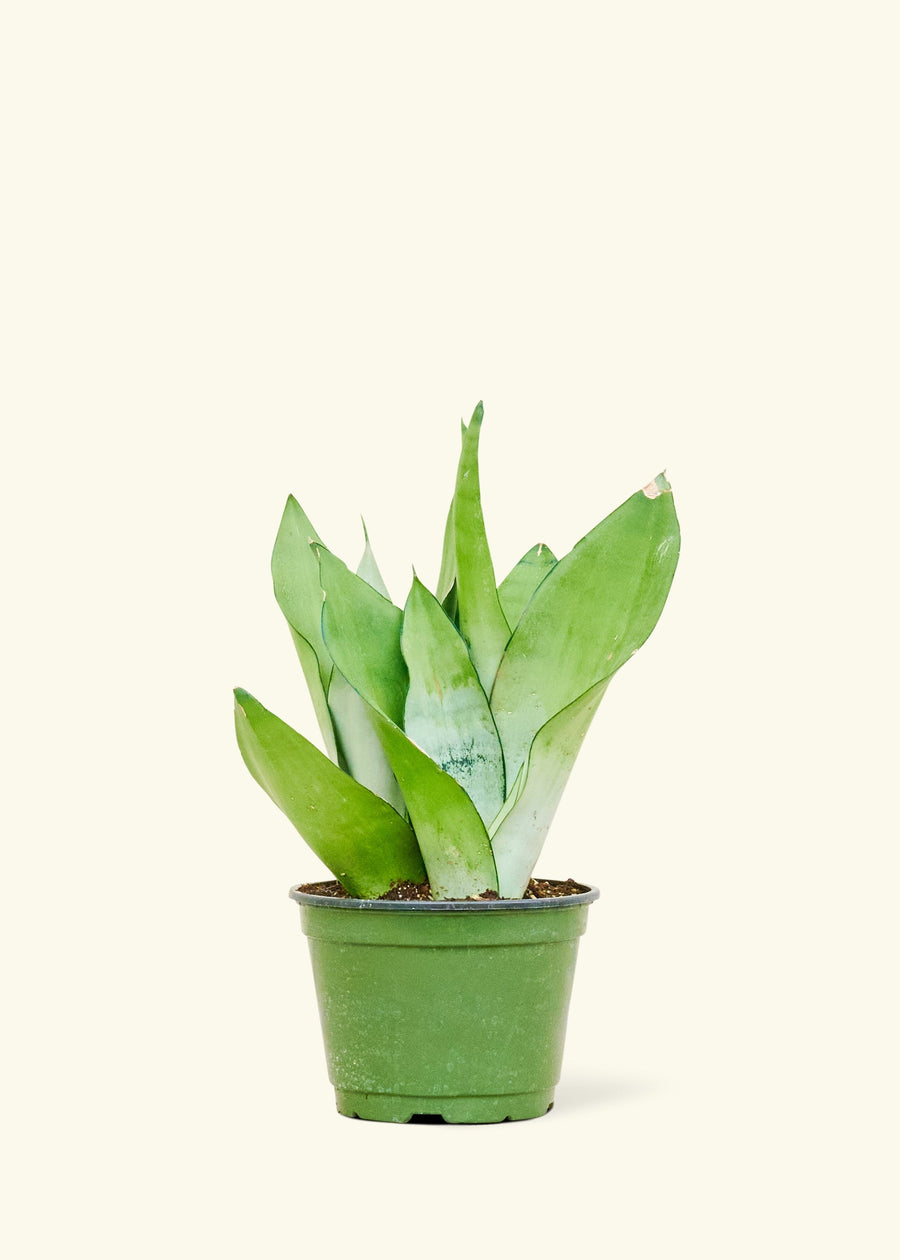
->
290;882;599;1124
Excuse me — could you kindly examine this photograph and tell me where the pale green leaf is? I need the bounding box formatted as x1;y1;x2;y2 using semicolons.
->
316;544;407;727
436;498;456;604
315;543;406;807
490;476;680;785
322;588;498;898
356;518;391;600
288;627;339;764
498;542;558;630
327;668;405;814
489;678;611;897
366;704;499;899
233;688;425;897
402;577;505;824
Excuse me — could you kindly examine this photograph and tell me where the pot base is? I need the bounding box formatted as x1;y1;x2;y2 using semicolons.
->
335;1088;555;1124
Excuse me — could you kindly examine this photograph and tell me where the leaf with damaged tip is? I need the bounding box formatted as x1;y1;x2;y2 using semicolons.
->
490;480;680;786
498;542;558;631
402;576;505;825
233;687;425;897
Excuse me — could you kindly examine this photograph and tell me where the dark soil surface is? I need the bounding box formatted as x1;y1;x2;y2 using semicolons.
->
297;877;590;901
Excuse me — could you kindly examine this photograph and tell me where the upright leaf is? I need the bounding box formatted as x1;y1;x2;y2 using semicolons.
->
489;678;611;897
443;404;510;693
402;577;505;824
315;544;406;807
436;496;457;604
327;669;405;814
270;496;338;760
498;542;558;630
316;545;407;726
356;518;391;599
490;476;680;785
322;587;498;899
271;496;328;681
288;629;339;765
366;705;499;899
435;416;468;604
234;688;425;897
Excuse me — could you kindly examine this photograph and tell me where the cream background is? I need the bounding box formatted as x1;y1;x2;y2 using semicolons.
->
3;2;897;1256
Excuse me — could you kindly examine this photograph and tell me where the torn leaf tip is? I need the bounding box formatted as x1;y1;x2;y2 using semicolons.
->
642;471;671;499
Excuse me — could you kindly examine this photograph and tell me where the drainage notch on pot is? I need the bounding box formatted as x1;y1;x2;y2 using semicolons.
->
291;881;599;1124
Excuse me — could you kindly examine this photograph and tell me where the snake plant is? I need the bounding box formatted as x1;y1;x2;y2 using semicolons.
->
234;403;680;899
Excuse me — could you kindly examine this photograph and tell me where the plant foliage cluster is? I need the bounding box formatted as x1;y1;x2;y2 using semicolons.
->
235;405;680;899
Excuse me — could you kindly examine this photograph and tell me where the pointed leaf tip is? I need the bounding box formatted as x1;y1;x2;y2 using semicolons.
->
356;521;391;600
441;405;509;693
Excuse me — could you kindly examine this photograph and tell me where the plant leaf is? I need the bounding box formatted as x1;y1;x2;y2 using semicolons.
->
441;578;459;627
327;668;405;814
288;627;339;765
365;705;499;899
444;403;510;694
435;415;469;604
322;588;498;899
271;495;328;681
498;542;558;630
316;544;407;727
488;678;611;897
401;576;505;825
233;688;425;897
270;496;338;759
490;476;680;785
356;518;391;599
436;497;457;604
314;543;407;808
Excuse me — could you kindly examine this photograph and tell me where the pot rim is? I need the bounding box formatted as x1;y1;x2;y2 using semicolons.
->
289;880;599;911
